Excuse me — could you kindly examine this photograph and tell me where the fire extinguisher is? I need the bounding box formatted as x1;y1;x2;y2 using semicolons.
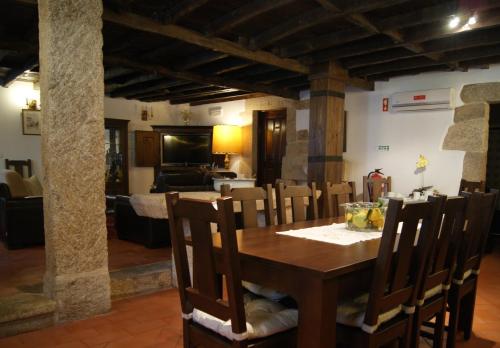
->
367;169;386;200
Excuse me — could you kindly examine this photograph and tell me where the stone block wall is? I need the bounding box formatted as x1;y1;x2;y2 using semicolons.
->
237;96;309;182
442;82;500;182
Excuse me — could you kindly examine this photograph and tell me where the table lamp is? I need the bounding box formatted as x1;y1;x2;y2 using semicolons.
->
212;124;242;169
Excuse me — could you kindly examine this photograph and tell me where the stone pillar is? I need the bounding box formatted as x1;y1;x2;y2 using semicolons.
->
38;0;111;321
308;61;347;183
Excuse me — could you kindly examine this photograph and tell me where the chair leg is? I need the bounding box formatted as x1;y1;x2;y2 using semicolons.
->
400;316;413;348
459;286;477;341
410;309;422;348
446;295;460;348
183;319;190;348
433;306;446;348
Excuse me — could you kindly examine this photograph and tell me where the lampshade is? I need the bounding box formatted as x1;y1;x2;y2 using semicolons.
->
212;124;242;154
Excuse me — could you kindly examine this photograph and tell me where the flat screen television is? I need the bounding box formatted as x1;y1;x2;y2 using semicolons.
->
161;133;211;165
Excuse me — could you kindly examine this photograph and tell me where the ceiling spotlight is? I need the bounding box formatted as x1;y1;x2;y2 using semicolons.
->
468;16;477;25
449;16;460;29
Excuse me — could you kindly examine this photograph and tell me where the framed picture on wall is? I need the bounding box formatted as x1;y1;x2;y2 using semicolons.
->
21;109;41;135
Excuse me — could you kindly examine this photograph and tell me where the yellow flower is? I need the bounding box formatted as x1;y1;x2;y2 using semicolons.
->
416;154;428;169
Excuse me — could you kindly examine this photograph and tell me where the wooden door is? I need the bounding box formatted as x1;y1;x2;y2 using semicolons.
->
257;109;287;186
135;130;160;167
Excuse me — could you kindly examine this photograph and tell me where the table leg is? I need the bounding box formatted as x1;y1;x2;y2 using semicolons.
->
297;276;338;348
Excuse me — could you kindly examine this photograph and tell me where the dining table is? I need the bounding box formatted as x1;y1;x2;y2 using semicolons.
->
209;217;383;348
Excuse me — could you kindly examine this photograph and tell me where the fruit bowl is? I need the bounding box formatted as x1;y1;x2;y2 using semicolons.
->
344;202;387;232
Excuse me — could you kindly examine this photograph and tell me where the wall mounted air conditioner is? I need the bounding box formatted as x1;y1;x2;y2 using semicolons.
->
390;88;455;112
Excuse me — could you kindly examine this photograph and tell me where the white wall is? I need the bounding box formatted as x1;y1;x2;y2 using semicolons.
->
344;65;500;196
0;81;42;176
0;82;250;194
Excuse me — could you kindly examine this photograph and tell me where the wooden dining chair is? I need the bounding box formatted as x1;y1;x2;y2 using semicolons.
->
320;181;356;218
444;191;497;348
411;196;467;348
335;198;442;348
165;193;298;348
275;182;318;225
363;176;392;202
5;159;32;178
220;184;274;228
458;179;485;193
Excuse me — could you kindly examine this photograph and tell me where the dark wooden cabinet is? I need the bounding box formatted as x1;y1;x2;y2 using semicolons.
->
105;118;129;195
135;130;160;167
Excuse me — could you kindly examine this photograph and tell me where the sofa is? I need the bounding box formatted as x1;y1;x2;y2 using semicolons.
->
0;170;44;249
150;167;236;193
114;195;170;248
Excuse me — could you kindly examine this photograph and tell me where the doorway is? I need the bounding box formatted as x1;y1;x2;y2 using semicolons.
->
256;109;287;186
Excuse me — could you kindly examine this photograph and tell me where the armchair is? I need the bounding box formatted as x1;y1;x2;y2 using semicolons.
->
0;170;44;249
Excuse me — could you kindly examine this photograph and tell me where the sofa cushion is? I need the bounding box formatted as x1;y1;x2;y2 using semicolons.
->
336;293;402;334
242;281;287;301
23;176;43;196
192;293;298;341
0;170;29;198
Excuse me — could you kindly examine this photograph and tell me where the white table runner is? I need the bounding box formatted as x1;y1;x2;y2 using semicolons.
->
276;223;382;246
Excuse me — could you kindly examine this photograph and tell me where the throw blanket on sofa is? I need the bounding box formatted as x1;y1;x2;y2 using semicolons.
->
130;192;221;219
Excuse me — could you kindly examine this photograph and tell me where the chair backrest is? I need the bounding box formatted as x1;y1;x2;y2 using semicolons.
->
459;179;485;193
455;191;497;280
417;196;467;300
165;193;247;337
363;176;392;202
320;181;356;218
220;184;274;228
275;182;319;224
363;198;442;330
5;159;32;178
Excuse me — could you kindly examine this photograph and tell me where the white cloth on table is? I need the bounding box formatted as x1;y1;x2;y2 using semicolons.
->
276;223;382;246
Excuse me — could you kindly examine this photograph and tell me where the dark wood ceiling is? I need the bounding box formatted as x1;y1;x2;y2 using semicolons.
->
1;0;500;105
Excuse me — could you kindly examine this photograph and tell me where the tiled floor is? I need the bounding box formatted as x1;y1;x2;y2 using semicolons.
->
0;239;171;297
0;250;499;348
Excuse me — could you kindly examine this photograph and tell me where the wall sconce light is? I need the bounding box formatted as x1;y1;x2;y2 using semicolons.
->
25;98;39;110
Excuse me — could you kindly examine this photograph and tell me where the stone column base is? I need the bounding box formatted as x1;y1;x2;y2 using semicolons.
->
44;268;111;322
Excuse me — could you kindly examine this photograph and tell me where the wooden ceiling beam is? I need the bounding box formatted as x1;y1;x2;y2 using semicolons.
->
104;55;299;99
344;27;500;69
188;93;267;106
253;0;408;50
405;7;500;43
313;2;450;68
204;0;295;36
1;57;38;87
169;90;251;104
174;51;228;70
109;79;191;98
354;43;500;77
351;57;443;77
280;27;371;58
165;0;210;24
102;9;309;74
132;86;230;101
367;65;451;81
298;2;500;62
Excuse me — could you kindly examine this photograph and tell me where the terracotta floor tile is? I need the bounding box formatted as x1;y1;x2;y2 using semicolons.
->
0;237;171;297
1;248;499;347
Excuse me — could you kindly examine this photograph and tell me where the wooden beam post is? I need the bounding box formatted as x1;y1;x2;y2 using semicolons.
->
308;61;347;184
